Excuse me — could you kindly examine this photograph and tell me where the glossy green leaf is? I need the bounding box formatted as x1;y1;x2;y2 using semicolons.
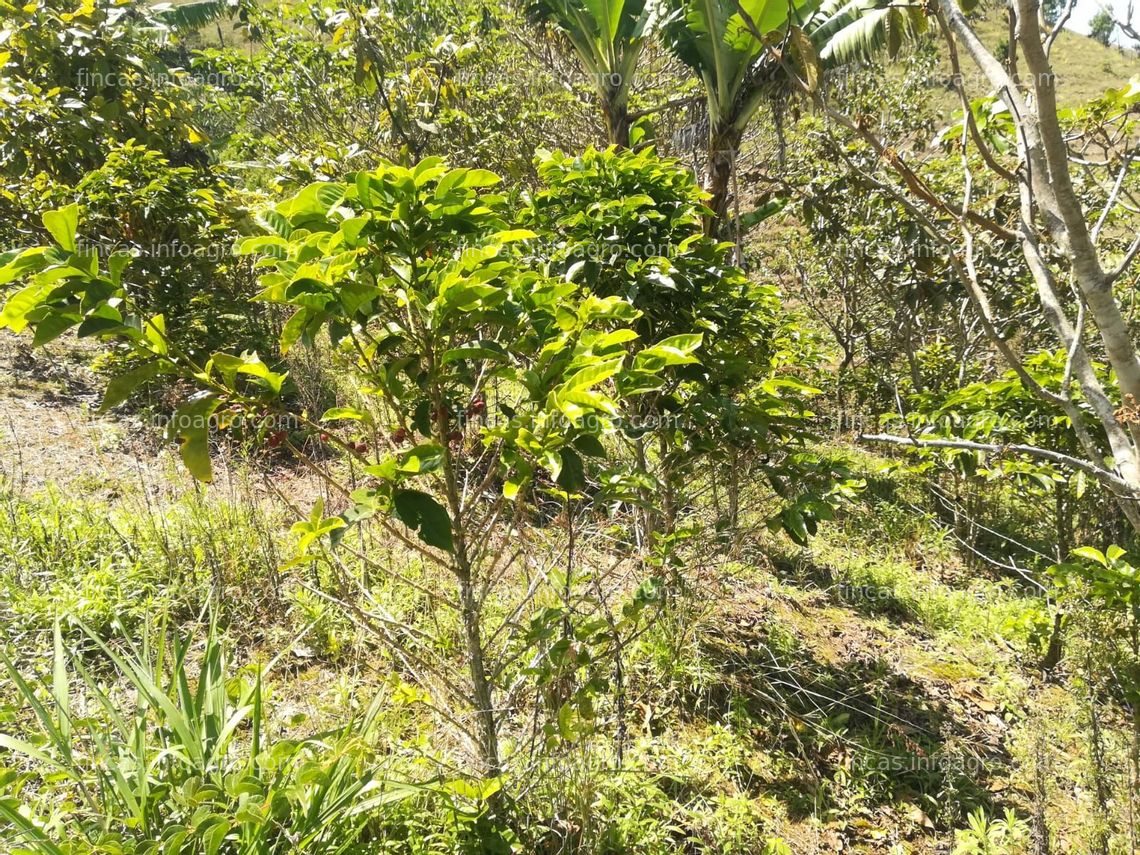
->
393;490;454;553
169;393;221;483
42;204;79;252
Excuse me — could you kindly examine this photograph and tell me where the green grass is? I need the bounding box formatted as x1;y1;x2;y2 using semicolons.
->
808;512;1046;647
0;618;429;855
779;446;1051;652
927;4;1140;120
0;441;1128;853
0;480;285;639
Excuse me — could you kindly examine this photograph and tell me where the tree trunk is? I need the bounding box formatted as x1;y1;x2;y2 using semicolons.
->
1087;650;1113;855
1042;611;1064;672
426;368;502;786
1033;731;1052;855
1130;608;1140;854
459;573;501;779
658;433;677;536
704;125;741;237
1042;484;1068;671
934;0;1140;536
1006;6;1019;79
727;445;740;530
602;93;631;149
613;637;627;767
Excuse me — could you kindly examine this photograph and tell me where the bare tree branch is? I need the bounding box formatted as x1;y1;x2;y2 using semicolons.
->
857;433;1135;495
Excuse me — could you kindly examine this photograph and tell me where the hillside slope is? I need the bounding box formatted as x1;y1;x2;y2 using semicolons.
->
927;5;1140;118
0;334;1127;853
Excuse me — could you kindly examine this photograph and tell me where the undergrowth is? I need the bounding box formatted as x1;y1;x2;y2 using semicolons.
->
0;480;284;640
0;451;1129;853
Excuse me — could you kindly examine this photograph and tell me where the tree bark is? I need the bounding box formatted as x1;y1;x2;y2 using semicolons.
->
859;433;1138;494
1087;649;1113;855
931;0;1140;533
425;353;502;784
704;125;741;237
459;573;501;779
602;93;631;148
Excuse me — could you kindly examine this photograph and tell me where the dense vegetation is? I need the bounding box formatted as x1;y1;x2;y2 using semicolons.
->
0;0;1139;851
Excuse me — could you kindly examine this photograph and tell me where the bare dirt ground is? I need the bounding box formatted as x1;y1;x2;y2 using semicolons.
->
0;332;329;510
0;332;166;496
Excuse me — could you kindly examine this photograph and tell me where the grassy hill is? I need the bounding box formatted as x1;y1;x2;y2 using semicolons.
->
927;4;1140;119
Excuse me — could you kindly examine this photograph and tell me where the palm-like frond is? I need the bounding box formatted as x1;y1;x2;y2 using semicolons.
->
664;0;815;130
150;0;229;31
664;0;925;135
665;0;750;128
812;0;927;66
530;0;657;100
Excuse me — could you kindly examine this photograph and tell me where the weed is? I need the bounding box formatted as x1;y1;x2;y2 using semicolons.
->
0;484;284;639
0;617;424;853
952;808;1030;855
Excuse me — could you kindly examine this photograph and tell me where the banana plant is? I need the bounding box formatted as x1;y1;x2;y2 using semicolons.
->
810;0;928;66
150;0;231;30
529;0;660;146
664;0;926;234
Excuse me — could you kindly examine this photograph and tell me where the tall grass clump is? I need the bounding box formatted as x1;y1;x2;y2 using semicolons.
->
0;483;283;638
0;619;420;853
